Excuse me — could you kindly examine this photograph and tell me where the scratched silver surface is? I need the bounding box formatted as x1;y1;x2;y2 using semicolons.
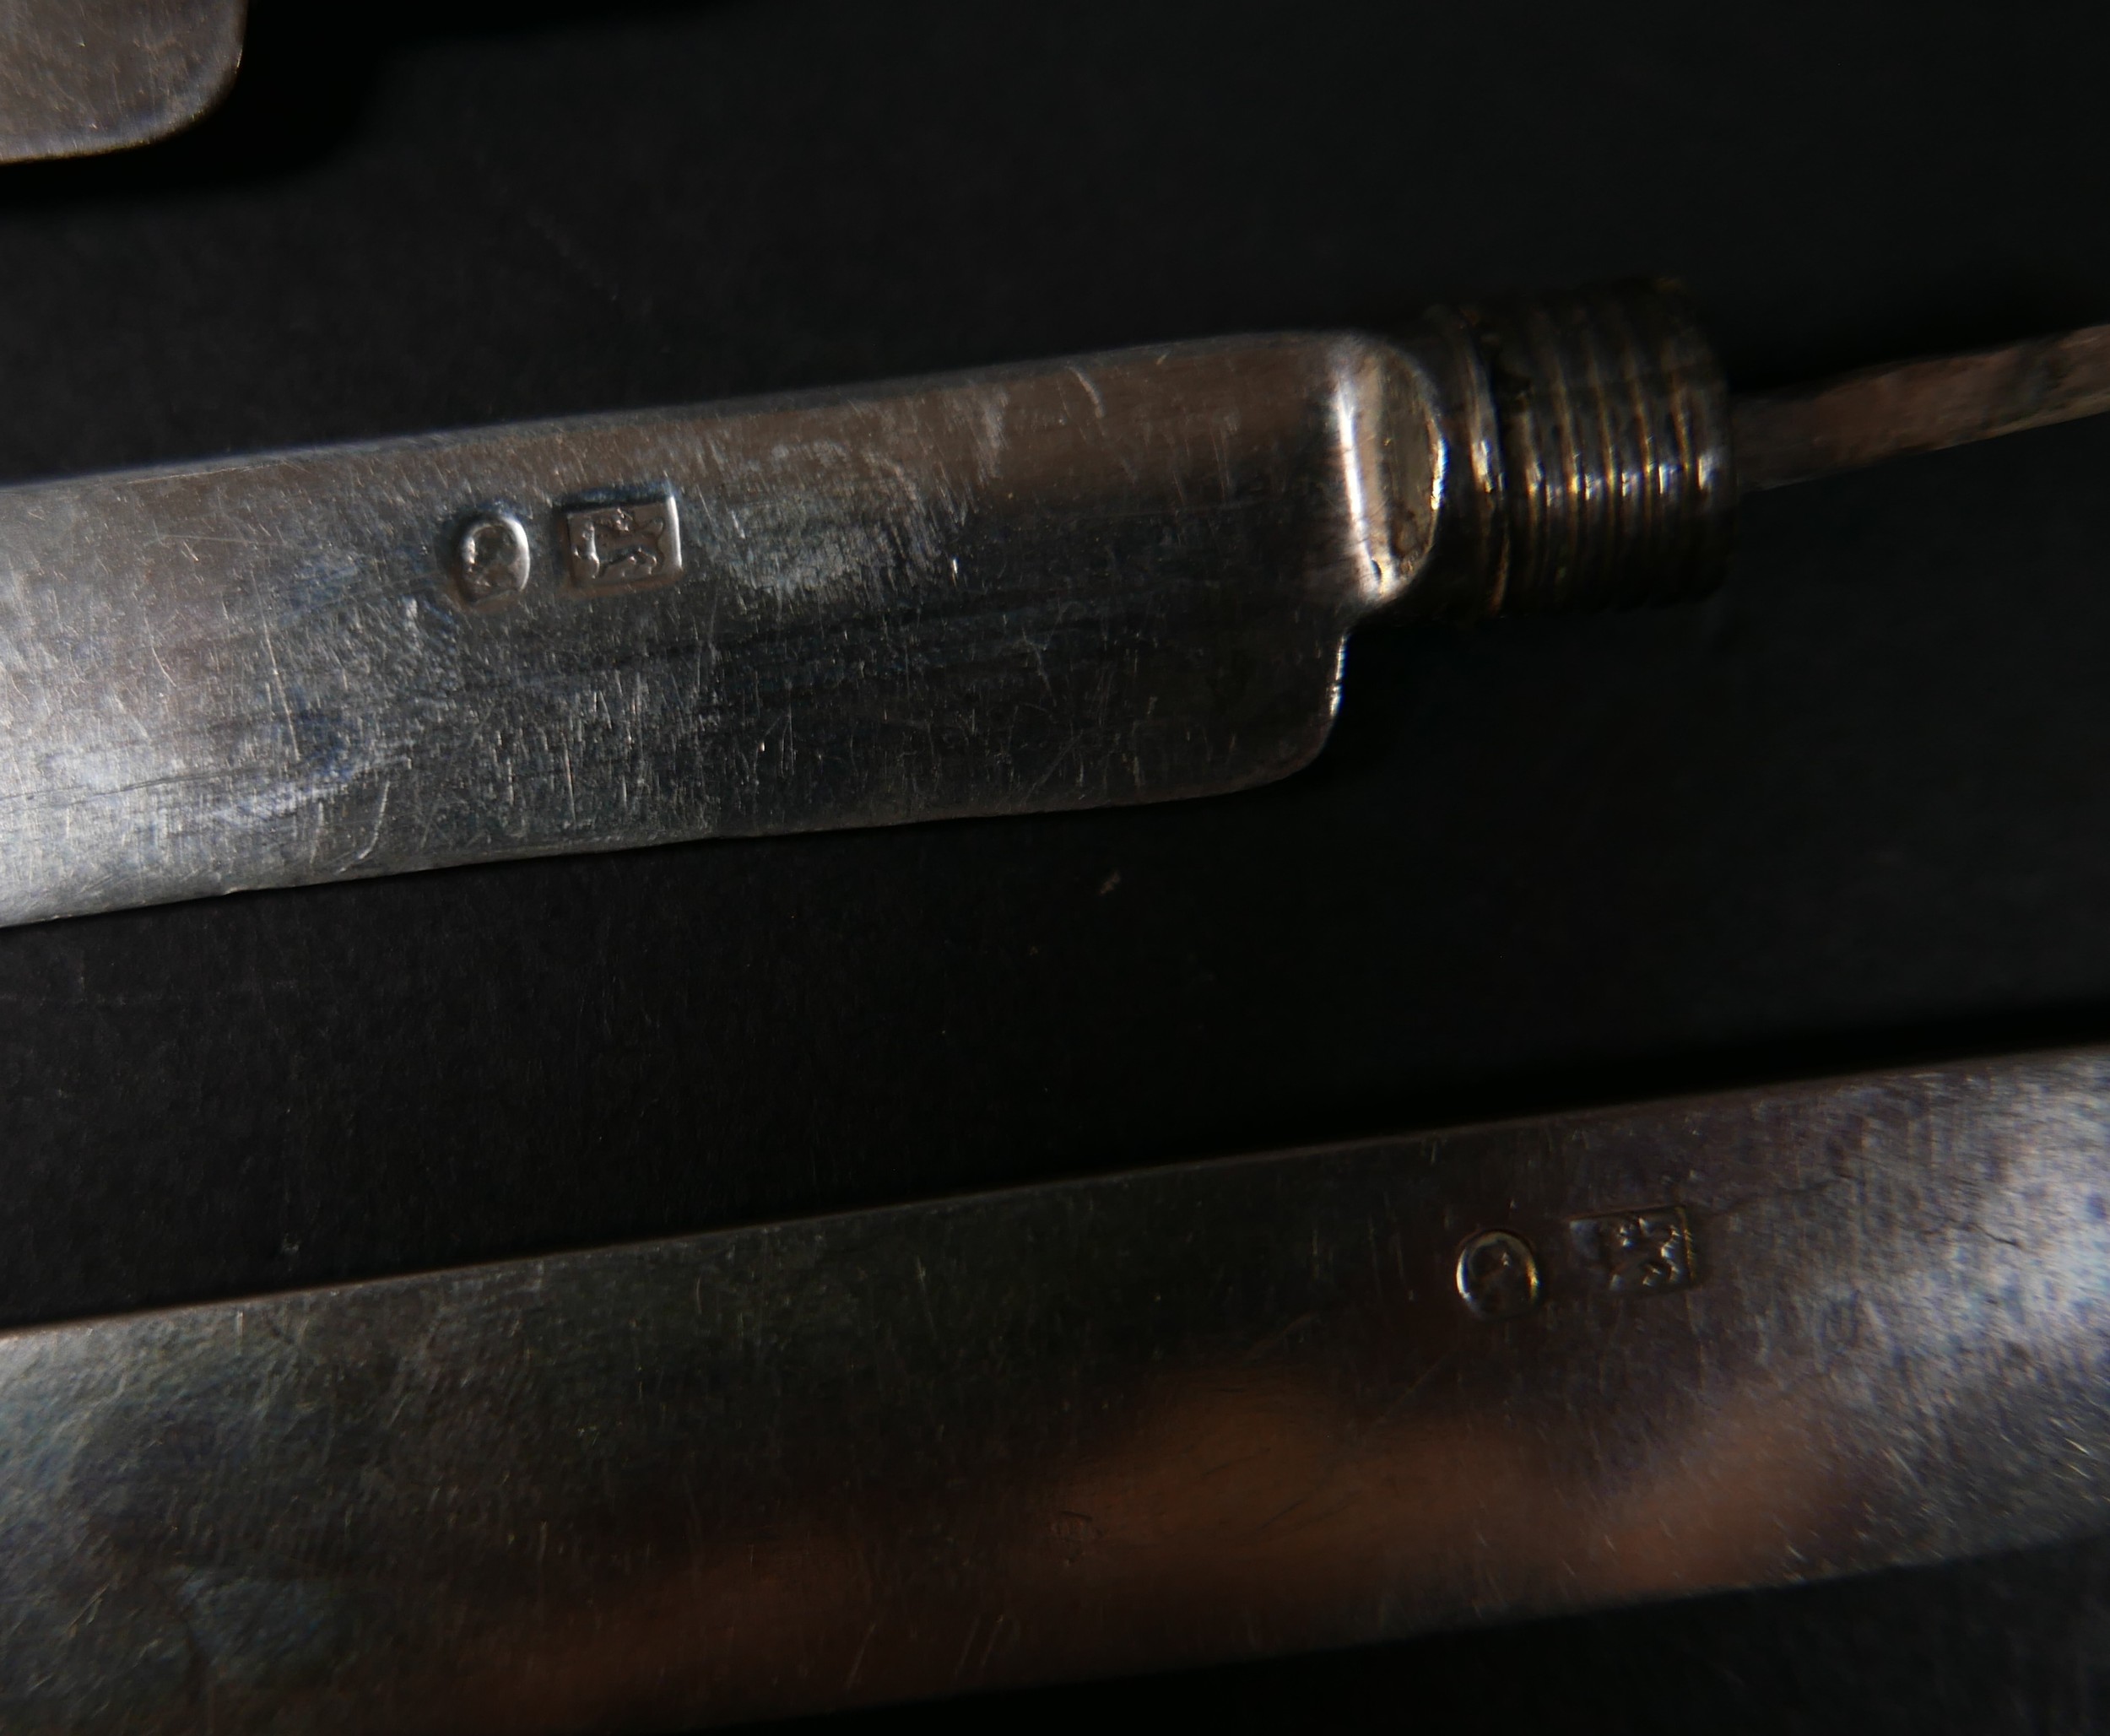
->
0;0;245;164
4;1047;2110;1730
0;336;1432;925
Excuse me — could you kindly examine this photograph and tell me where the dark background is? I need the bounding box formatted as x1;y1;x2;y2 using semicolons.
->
7;0;2110;1727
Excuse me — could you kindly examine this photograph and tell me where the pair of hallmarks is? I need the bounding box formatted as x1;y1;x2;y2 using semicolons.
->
451;492;684;612
1455;1207;1696;1321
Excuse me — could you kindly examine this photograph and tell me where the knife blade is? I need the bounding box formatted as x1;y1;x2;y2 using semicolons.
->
0;283;2102;927
6;1044;2109;1728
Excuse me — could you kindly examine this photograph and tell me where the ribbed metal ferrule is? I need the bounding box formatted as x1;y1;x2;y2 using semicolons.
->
1463;284;1734;613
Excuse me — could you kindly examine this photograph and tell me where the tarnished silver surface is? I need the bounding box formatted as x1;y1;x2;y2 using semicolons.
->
0;287;1732;927
0;0;245;165
4;1046;2110;1730
5;276;2110;928
0;336;1421;924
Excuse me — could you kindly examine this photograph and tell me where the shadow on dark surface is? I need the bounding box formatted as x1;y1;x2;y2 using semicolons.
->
3;0;2102;381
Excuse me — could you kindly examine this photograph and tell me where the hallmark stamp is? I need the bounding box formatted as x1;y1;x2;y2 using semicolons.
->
561;492;682;593
1455;1229;1540;1320
1571;1207;1695;1296
451;511;531;612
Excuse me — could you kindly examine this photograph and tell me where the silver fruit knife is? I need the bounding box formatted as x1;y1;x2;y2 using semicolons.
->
0;278;2102;927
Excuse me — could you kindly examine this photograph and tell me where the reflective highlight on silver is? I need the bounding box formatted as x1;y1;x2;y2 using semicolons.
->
0;0;246;165
1455;1227;1542;1319
0;285;1729;927
5;1047;2110;1730
1455;290;1734;612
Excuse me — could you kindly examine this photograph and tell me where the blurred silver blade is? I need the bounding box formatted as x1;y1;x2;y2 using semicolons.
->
0;336;1399;925
0;0;246;164
8;1046;2110;1729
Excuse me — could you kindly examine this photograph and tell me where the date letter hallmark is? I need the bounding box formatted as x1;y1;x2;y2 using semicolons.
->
562;492;683;594
1455;1230;1542;1321
451;512;532;613
1571;1207;1696;1297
